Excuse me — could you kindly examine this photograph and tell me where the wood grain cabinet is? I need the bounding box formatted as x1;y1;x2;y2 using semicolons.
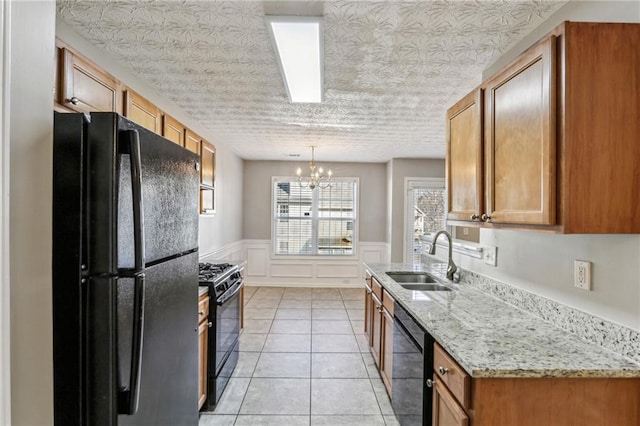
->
364;273;394;395
162;114;186;146
185;129;202;156
446;89;483;223
485;35;556;226
446;22;640;233
124;89;162;134
198;292;210;410
200;140;216;215
58;46;121;114
432;342;640;426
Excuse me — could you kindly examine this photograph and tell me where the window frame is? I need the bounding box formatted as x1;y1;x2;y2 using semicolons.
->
271;176;359;258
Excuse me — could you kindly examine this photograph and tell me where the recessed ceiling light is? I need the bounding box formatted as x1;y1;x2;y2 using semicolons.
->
265;16;323;103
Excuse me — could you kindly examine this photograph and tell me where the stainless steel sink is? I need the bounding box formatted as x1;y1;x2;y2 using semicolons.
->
398;283;452;292
385;272;452;291
386;272;438;283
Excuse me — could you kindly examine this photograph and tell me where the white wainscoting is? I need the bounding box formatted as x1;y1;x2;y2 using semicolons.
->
199;240;244;264
240;240;389;288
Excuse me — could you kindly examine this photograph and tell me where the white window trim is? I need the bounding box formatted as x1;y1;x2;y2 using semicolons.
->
403;177;446;264
271;176;359;259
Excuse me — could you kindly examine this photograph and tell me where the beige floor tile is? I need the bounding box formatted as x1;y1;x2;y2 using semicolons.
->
275;308;312;320
240;378;311;415
312;320;353;335
263;334;311;353
311;353;368;378
254;352;311;378
312;334;359;353
311;379;380;415
235;415;310;425
270;319;312;334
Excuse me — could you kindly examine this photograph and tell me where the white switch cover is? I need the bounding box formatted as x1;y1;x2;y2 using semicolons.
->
574;260;591;290
483;246;497;266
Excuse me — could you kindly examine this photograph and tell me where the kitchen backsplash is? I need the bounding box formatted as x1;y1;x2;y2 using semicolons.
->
421;255;640;365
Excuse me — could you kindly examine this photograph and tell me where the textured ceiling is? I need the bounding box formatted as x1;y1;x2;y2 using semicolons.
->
57;0;565;162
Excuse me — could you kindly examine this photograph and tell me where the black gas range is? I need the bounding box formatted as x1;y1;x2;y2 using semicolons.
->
198;262;244;411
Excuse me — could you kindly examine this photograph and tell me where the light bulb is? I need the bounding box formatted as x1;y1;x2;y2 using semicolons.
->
296;167;302;176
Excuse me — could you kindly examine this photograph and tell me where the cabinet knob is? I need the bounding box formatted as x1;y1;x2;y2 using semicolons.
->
207;321;213;328
470;214;480;220
426;379;436;388
199;311;205;315
481;213;492;222
69;96;79;105
438;366;449;375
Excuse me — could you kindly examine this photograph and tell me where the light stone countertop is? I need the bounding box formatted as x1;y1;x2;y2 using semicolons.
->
364;262;640;379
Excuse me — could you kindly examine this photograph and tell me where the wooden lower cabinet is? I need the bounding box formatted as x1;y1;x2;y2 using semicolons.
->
379;301;394;393
364;272;394;395
433;380;469;426
433;344;640;426
198;293;210;410
370;291;382;368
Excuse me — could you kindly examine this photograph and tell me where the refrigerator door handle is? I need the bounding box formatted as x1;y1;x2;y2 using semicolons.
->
118;129;146;415
125;128;146;270
118;273;146;415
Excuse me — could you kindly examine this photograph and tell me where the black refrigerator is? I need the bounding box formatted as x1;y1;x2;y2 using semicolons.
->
52;112;200;425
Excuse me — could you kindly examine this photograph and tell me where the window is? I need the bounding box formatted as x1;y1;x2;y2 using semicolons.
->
405;178;446;263
273;178;357;256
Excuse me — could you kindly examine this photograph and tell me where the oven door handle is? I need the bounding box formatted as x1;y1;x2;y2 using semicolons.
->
216;282;243;306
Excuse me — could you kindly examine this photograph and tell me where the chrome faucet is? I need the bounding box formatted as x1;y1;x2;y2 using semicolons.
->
427;230;458;281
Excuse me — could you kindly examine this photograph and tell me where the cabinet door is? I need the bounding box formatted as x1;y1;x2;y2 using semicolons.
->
198;318;208;409
364;277;374;344
380;306;394;394
484;36;556;225
185;129;201;155
433;379;469;426
446;89;483;222
60;48;120;113
162;114;186;146
124;90;162;134
370;292;382;368
201;141;216;188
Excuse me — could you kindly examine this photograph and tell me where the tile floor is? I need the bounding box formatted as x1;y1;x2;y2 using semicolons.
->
199;286;400;426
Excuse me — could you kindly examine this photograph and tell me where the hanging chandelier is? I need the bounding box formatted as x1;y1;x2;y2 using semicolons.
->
296;146;332;189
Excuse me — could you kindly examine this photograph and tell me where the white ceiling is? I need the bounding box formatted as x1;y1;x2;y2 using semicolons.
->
57;0;565;163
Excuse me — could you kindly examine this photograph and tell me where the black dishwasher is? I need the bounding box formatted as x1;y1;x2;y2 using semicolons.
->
392;303;434;426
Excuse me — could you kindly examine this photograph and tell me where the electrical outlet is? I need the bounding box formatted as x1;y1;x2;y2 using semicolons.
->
574;260;591;290
483;246;497;266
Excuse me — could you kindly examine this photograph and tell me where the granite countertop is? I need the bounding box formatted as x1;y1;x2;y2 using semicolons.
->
365;262;640;379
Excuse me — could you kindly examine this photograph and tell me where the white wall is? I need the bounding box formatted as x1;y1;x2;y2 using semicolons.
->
388;158;445;262
444;0;640;331
9;1;56;424
56;21;244;258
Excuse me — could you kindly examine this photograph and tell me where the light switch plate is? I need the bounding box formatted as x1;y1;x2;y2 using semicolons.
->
483;246;497;266
574;260;591;290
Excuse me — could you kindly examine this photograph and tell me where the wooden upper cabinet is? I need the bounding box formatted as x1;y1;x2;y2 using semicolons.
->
124;90;161;134
162;114;186;146
446;89;483;223
559;22;640;233
201;141;216;188
184;129;202;155
59;47;121;114
484;35;556;226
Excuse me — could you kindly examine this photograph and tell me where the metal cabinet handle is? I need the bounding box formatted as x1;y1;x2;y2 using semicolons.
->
207;321;213;328
199;311;205;315
481;213;492;222
69;96;79;105
426;379;436;388
470;214;480;220
438;366;449;375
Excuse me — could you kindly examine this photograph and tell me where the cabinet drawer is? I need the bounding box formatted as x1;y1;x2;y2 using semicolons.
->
198;294;209;324
434;342;471;410
371;276;382;300
382;289;394;316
